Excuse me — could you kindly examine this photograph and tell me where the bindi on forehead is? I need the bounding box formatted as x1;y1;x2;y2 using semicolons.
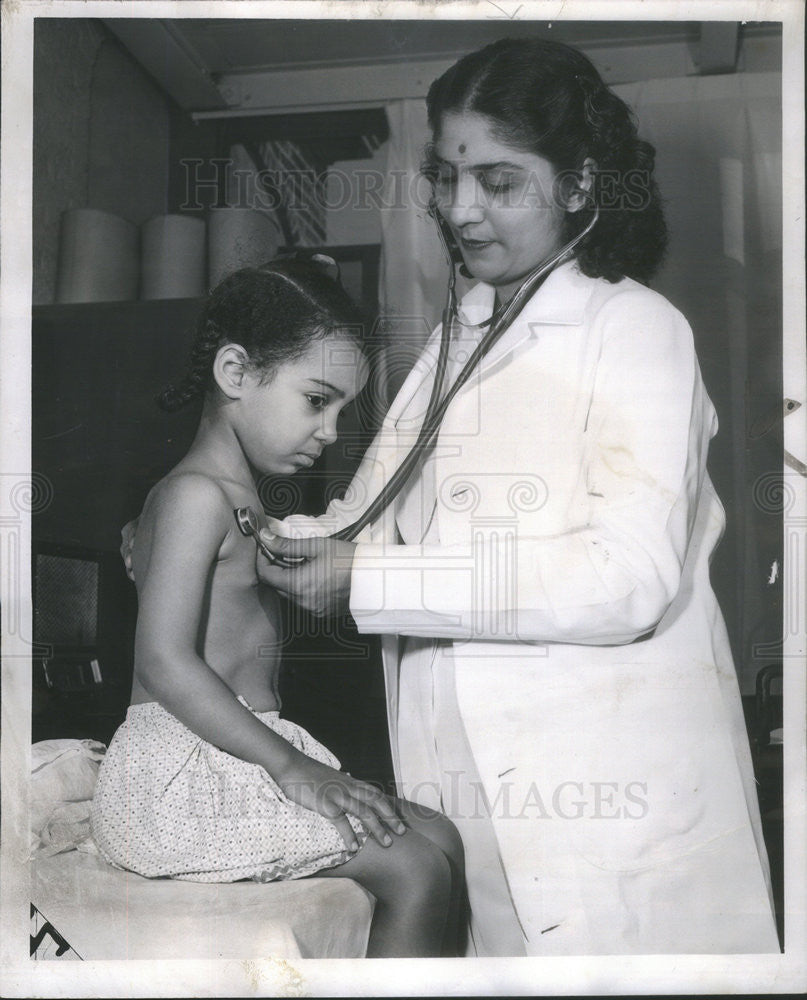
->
458;143;466;154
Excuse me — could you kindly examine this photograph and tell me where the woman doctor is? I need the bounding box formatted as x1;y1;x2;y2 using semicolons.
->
202;39;779;955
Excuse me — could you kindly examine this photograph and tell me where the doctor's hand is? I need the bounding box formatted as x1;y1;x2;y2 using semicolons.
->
257;532;356;618
120;517;140;581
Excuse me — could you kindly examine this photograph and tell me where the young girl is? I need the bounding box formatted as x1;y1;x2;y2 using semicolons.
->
91;257;464;958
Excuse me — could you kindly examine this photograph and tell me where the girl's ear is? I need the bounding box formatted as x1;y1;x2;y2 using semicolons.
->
565;157;597;213
213;343;250;399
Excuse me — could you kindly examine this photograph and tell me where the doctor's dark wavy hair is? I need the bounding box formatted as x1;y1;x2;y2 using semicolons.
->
158;256;366;412
425;38;667;284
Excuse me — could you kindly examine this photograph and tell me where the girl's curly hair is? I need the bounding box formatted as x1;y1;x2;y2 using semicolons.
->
425;38;668;284
158;256;366;412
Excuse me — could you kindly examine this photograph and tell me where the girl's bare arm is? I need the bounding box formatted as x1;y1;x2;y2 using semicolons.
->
134;473;404;847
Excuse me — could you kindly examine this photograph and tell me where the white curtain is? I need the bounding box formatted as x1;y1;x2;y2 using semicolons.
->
378;73;783;692
379;100;444;329
377;101;474;401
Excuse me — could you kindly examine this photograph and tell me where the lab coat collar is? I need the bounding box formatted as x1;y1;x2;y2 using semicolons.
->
392;260;596;429
457;259;594;329
453;259;596;381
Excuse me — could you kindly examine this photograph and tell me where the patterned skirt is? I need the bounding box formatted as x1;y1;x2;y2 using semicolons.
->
90;699;366;883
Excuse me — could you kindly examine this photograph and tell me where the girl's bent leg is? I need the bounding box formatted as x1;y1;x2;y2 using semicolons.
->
393;798;467;956
313;827;451;958
393;798;465;873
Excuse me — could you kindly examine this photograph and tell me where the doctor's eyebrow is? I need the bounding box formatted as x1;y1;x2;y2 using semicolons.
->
305;378;346;399
470;160;524;172
430;153;526;173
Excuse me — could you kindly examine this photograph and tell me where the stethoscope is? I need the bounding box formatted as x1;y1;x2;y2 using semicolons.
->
236;201;599;563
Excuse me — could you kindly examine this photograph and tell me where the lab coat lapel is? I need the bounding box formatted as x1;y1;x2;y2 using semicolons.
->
469;260;593;378
379;264;592;541
380;262;595;522
363;335;444;545
386;329;444;427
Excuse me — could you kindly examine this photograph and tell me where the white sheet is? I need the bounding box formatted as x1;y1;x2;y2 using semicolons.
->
31;850;374;960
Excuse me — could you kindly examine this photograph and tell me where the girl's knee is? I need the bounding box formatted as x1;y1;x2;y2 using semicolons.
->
433;815;465;871
393;830;452;898
398;800;465;871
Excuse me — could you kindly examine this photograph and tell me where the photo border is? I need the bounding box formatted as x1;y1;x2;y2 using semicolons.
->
2;1;805;995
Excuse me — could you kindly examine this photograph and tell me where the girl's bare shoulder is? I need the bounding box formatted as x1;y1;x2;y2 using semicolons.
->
143;470;232;524
137;472;240;565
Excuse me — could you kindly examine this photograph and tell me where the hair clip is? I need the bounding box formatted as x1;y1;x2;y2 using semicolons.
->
273;249;341;283
309;253;341;282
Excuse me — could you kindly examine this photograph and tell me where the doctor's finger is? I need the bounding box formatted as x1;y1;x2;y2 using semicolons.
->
259;531;323;560
120;546;135;581
120;542;135;581
255;557;295;591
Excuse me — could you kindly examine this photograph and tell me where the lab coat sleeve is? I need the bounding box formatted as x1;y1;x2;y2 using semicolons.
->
350;289;717;644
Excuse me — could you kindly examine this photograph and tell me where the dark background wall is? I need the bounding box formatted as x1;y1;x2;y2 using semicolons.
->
33;21;174;304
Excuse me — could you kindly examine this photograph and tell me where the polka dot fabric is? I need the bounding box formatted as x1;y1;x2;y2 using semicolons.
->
90;700;367;883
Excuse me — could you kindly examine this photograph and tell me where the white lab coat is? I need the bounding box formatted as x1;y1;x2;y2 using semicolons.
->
280;261;779;955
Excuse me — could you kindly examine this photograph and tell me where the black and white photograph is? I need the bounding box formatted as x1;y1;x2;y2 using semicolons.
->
1;1;805;996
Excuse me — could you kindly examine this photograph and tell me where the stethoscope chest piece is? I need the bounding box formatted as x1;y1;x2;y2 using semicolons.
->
234;506;306;566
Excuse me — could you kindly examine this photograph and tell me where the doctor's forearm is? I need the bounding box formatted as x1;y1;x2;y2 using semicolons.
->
349;530;683;645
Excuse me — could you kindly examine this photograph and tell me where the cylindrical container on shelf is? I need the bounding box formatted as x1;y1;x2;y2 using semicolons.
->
208;208;282;288
141;214;206;300
55;208;139;304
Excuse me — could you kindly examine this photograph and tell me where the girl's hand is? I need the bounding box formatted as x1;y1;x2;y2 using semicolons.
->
276;752;406;851
120;517;140;581
256;533;356;618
